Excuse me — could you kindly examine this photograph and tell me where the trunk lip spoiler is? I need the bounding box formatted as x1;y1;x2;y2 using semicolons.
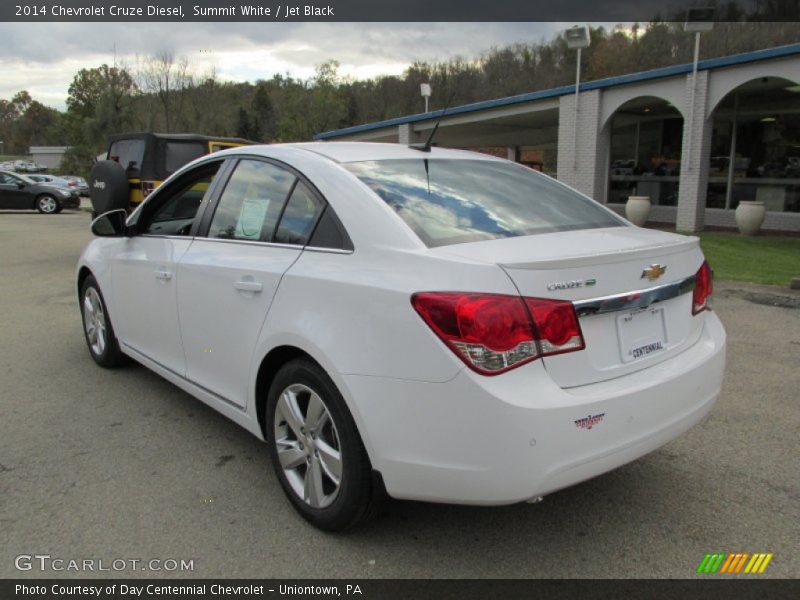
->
498;238;698;270
573;274;696;317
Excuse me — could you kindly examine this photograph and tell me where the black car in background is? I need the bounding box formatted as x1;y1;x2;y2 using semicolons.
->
0;170;81;214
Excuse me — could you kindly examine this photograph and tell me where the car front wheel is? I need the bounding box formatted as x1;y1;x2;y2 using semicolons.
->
80;275;125;368
266;359;378;531
36;194;60;214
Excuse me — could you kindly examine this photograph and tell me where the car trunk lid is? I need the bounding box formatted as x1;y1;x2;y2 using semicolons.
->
433;226;707;387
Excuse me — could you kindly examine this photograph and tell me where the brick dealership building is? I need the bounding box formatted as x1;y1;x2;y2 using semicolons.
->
316;44;800;233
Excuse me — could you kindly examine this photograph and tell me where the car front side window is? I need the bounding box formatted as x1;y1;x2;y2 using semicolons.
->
138;162;222;237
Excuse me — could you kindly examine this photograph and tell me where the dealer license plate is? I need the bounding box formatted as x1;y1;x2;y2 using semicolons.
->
617;307;667;363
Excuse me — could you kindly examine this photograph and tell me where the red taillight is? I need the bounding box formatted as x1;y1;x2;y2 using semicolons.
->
692;261;713;315
142;181;156;198
412;292;585;375
524;298;585;354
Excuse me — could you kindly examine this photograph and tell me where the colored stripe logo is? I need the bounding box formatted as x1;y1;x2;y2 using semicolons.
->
696;553;774;574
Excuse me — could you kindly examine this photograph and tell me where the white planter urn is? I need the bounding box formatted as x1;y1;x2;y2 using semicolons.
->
735;201;766;236
625;196;651;227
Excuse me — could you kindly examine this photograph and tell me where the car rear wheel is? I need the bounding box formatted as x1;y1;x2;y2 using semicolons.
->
266;359;378;531
80;275;125;368
36;194;59;214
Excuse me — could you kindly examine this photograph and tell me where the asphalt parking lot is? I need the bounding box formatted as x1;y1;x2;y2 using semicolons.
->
1;210;798;579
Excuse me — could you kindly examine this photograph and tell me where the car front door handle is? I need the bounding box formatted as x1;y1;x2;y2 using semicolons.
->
233;279;263;293
154;268;173;280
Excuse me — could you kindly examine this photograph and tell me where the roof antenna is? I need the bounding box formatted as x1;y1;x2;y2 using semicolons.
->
410;92;457;153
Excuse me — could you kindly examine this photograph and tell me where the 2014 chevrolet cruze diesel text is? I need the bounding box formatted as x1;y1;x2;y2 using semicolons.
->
77;142;726;530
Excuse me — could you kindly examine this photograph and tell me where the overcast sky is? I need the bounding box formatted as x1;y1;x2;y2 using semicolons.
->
0;22;604;110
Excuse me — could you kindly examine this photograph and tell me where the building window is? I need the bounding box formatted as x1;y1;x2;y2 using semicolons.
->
707;77;800;213
608;97;683;207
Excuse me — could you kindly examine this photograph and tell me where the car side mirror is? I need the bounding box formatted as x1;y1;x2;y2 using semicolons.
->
16;182;25;189
91;209;128;237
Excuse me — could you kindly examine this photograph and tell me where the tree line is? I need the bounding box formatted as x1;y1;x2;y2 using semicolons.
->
0;18;797;177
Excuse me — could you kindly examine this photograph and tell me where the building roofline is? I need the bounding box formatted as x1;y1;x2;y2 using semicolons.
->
315;42;800;140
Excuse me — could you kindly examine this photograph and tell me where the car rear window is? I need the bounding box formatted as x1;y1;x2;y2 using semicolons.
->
344;159;624;247
108;139;145;173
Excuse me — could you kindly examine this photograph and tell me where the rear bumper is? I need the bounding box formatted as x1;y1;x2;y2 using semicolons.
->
341;312;726;505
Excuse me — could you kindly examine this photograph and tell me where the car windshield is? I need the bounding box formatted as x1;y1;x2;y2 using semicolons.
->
344;158;625;247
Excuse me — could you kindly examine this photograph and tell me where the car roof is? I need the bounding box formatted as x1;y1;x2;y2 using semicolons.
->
218;142;506;164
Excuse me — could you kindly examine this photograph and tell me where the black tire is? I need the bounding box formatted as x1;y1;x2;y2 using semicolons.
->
266;358;378;531
79;275;126;368
88;160;130;215
35;194;60;214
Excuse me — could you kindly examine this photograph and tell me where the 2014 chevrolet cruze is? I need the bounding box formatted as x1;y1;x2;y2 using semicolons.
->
77;143;726;530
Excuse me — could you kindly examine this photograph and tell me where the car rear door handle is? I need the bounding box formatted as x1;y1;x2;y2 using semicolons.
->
154;268;173;280
233;279;263;293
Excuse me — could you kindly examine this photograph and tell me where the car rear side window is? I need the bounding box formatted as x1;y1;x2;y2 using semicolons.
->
345;159;624;247
274;182;323;246
165;142;206;175
208;159;295;242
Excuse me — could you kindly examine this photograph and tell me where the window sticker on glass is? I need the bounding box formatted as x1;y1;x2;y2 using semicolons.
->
235;197;270;240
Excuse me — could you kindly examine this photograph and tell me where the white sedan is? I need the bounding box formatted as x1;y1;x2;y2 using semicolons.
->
77;142;725;530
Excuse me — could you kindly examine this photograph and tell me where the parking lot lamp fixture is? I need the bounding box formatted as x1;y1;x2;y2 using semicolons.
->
420;83;432;114
684;8;715;170
564;25;591;169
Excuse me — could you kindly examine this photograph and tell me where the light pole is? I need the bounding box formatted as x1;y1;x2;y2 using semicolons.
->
420;83;432;113
564;25;591;170
684;8;715;171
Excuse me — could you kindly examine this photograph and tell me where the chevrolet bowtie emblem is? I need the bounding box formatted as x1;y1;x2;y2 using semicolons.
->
641;264;667;280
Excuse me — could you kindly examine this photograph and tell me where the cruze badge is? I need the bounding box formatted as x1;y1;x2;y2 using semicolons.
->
546;278;596;291
641;264;667;281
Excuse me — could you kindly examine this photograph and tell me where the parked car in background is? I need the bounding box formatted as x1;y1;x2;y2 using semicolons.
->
78;143;725;531
610;159;637;176
11;160;45;173
27;174;79;191
0;170;80;213
62;175;90;195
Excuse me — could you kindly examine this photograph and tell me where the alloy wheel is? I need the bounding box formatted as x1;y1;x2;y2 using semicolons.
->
83;287;107;356
273;383;343;509
38;196;57;213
